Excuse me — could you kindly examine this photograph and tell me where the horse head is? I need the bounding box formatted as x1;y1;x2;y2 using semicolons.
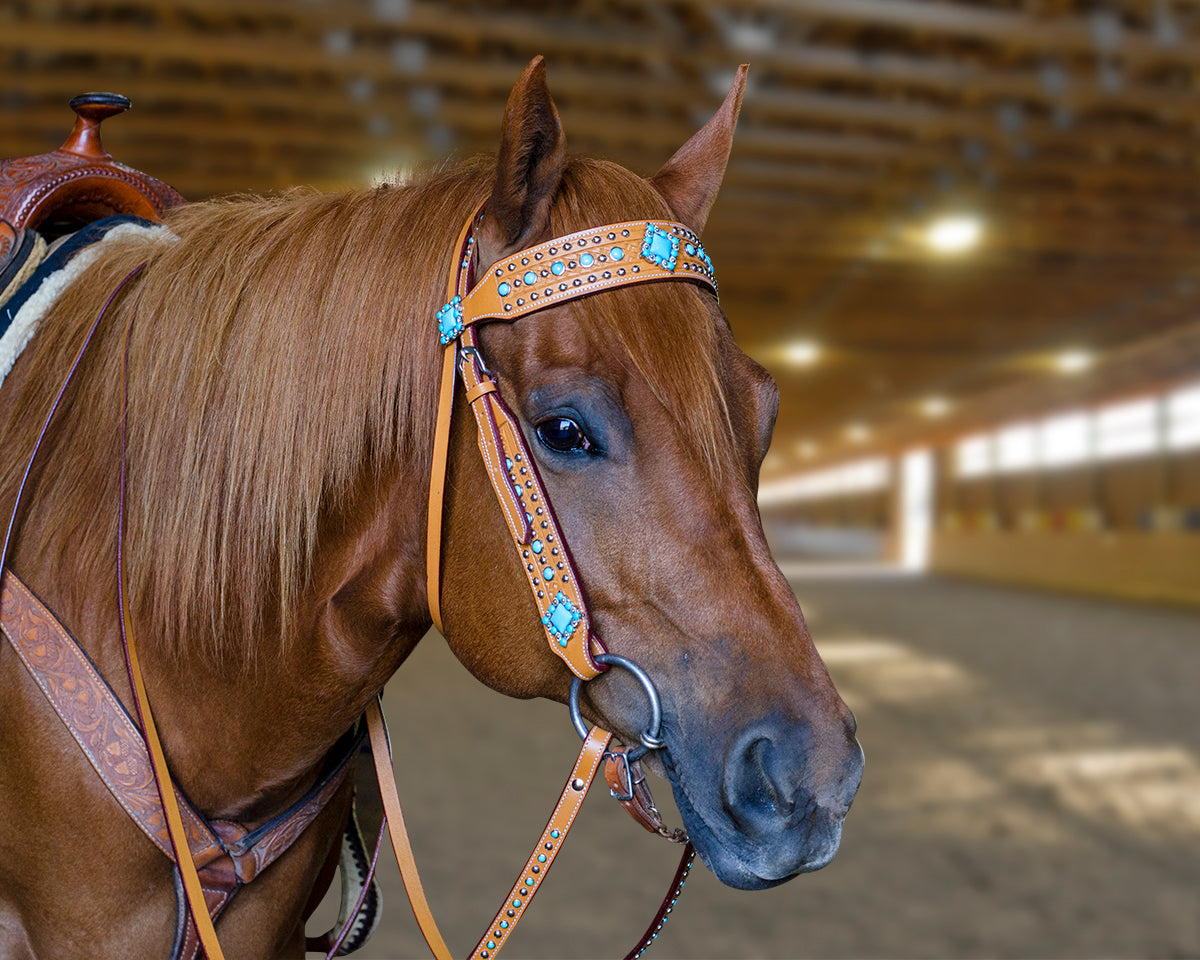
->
439;59;863;890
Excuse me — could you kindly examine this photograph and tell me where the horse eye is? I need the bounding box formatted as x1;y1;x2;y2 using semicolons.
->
536;417;592;454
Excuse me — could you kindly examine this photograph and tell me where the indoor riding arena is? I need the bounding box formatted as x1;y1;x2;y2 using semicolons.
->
3;2;1199;959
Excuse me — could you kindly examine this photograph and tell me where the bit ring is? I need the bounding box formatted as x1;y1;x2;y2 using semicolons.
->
568;653;664;762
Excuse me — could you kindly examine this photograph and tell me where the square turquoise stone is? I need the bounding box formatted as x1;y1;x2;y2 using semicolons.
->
641;224;679;271
544;591;580;643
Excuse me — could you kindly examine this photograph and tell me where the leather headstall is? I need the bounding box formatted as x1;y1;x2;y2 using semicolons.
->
398;208;714;959
426;209;718;680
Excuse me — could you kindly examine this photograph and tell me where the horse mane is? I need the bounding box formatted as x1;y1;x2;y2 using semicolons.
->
0;155;731;665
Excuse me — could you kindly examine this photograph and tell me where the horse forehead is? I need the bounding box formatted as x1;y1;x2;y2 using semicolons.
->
496;301;634;377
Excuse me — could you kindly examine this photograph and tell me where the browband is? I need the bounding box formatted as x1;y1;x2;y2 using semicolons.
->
426;211;718;679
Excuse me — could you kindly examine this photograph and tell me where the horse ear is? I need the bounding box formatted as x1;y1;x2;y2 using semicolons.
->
650;65;748;235
478;56;567;266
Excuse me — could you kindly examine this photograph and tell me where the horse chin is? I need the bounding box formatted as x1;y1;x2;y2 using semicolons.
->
657;747;853;892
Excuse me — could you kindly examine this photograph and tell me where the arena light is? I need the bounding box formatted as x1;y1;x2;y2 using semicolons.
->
921;396;951;417
845;423;871;443
925;215;982;254
1055;349;1094;375
783;340;820;368
795;439;819;459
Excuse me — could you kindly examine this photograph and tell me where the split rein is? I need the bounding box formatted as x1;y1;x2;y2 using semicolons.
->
3;206;720;958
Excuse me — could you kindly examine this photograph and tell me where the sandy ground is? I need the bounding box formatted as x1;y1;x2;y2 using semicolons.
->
308;570;1200;959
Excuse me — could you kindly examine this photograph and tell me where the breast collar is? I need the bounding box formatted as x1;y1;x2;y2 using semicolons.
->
425;206;718;680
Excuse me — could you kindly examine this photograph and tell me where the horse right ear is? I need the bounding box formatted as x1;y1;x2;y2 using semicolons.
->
477;56;567;268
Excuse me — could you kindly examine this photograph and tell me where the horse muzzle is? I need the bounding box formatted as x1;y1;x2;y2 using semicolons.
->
663;713;864;891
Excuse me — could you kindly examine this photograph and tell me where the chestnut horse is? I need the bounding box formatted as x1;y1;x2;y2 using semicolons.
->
0;61;862;958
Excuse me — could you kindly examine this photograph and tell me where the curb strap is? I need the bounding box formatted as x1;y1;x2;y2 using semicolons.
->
604;748;688;843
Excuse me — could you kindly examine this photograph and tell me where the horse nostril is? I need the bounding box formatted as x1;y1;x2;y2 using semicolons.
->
723;732;802;833
748;736;795;817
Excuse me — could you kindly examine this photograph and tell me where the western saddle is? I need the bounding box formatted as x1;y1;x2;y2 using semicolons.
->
0;93;183;295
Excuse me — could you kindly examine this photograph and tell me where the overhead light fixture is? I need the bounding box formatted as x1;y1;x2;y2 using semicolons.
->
795;439;818;459
921;396;951;417
783;340;820;367
845;423;871;443
925;215;983;254
1055;349;1094;375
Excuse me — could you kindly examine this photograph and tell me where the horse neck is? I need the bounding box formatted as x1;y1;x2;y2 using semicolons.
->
1;345;435;821
0;211;455;822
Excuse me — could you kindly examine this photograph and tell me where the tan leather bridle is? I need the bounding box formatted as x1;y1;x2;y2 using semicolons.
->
371;206;718;959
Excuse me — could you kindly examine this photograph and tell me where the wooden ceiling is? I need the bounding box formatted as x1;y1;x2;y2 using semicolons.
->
5;0;1200;475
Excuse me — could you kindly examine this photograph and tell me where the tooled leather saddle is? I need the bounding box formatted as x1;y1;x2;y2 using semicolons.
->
0;93;182;299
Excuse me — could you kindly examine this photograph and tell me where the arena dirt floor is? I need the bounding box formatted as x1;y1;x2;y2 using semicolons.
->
307;569;1200;959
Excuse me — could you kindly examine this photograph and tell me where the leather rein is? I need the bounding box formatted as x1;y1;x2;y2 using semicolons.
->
0;207;718;959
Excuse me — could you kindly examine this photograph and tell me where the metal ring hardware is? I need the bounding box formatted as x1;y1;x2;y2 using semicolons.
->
567;653;664;762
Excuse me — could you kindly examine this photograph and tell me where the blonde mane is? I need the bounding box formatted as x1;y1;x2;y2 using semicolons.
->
0;156;731;663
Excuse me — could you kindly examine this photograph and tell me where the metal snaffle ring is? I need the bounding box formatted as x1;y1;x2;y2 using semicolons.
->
568;653;664;762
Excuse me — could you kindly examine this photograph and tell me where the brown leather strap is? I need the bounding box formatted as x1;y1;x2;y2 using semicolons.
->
366;699;454;960
467;725;612;960
459;221;716;328
0;571;222;863
604;748;688;843
623;842;696;960
456;330;604;680
120;594;226;959
425;205;482;634
425;341;458;636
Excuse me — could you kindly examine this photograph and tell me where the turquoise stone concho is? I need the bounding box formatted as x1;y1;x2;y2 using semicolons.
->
543;591;582;647
640;223;680;271
437;295;463;344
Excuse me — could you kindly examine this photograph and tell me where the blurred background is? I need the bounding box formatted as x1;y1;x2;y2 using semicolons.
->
3;1;1199;957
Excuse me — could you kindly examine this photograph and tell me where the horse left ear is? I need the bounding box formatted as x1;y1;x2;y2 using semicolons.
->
478;56;567;267
650;65;748;236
